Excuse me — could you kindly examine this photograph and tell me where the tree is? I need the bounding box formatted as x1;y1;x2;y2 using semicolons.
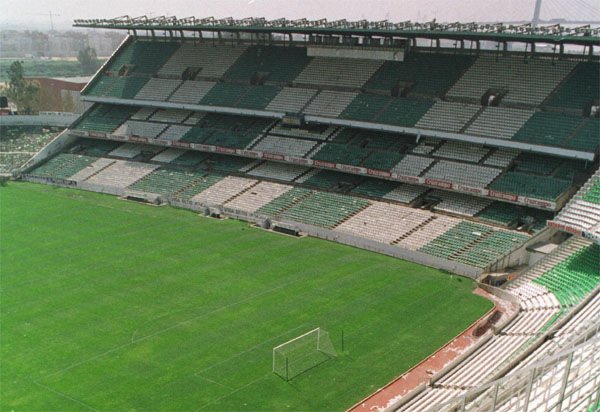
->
5;61;39;113
77;47;101;75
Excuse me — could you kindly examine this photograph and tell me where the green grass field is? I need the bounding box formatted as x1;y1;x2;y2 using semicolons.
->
1;182;493;411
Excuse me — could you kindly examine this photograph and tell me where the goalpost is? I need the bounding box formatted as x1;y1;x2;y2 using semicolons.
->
272;327;337;381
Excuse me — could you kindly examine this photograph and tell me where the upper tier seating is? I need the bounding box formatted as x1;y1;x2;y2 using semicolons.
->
199;83;280;109
167;81;216;104
374;97;433;127
423;160;502;187
545;62;600;110
294;57;383;88
365;53;474;96
107;40;180;74
224;45;311;83
512;112;583;147
198;82;247;107
236;85;281;110
489;172;571;201
466;107;534;140
157;42;248;79
252;135;318;158
224;181;293;213
415;101;480;133
303;91;359;118
134;78;182;101
85;76;149;99
447;55;576;105
340;94;391;122
85;160;158;188
564;118;600;152
266;87;318;113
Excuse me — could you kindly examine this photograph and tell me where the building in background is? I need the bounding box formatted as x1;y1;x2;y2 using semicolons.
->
26;76;91;112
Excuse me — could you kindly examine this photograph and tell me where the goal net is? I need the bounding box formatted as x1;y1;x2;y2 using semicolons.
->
272;327;337;381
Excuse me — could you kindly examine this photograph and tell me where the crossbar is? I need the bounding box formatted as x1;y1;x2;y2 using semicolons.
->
272;327;320;351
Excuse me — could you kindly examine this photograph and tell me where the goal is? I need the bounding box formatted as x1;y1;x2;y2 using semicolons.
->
272;327;337;381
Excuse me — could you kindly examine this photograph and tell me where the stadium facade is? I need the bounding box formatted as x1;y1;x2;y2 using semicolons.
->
14;16;600;411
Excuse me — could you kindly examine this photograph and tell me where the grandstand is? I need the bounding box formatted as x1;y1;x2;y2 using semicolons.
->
6;15;600;411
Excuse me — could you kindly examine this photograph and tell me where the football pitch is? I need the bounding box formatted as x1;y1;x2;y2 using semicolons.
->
1;182;493;411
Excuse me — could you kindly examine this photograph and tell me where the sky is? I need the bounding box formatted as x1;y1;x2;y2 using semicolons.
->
0;0;598;31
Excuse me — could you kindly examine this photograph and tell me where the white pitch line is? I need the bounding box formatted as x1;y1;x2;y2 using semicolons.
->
33;380;99;412
194;323;311;376
194;373;272;412
43;277;305;379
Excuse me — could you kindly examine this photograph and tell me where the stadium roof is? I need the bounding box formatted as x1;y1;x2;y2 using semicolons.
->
73;16;600;46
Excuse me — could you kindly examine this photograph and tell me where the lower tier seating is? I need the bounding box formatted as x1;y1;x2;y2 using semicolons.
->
224;181;293;213
335;202;433;244
128;168;207;196
85;160;158;188
190;175;258;205
277;191;370;229
30;153;98;180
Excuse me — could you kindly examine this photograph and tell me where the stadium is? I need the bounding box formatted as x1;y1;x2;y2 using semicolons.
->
2;12;599;412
